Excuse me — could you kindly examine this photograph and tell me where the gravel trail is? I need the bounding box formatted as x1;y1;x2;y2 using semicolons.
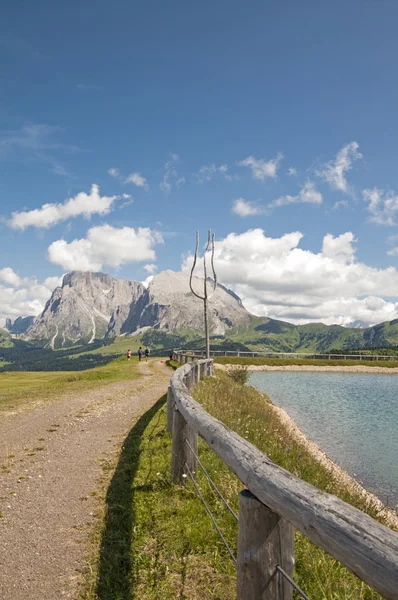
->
0;360;170;600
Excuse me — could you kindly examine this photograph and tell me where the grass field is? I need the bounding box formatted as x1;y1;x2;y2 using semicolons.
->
81;367;393;599
0;355;142;414
69;336;143;358
215;356;398;368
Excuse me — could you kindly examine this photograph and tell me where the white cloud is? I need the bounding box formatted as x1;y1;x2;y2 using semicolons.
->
125;172;147;188
333;199;349;210
316;141;362;194
322;232;356;262
238;153;283;181
287;167;298;176
0;123;80;177
182;228;398;326
269;181;323;208
108;167;148;188
9;184;118;230
0;272;62;326
0;267;21;286
142;275;154;288
48;224;163;271
232;198;265;217
144;264;157;274
196;163;230;183
160;153;185;194
363;187;398;226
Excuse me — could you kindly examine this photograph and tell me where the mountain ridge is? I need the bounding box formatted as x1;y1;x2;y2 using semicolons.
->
22;270;252;347
5;270;398;353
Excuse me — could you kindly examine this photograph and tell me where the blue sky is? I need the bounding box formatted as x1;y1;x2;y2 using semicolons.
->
2;0;398;327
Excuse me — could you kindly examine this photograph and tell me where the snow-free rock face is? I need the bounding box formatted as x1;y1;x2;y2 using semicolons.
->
5;316;36;334
25;272;145;347
23;269;251;345
130;270;250;335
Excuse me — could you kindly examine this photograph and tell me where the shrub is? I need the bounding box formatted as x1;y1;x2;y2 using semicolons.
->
227;366;249;385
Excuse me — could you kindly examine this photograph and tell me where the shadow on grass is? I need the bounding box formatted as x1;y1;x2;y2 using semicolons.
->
95;394;167;600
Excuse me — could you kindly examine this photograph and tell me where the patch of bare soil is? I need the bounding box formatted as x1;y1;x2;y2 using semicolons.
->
0;360;170;600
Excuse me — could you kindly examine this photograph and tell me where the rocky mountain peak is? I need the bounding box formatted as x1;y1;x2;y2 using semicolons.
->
22;269;251;346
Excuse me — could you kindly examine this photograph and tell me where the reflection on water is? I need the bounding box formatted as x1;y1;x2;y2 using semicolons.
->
249;371;398;506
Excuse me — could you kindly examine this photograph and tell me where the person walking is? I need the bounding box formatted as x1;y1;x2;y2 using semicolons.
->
144;347;150;362
127;349;131;360
138;347;143;361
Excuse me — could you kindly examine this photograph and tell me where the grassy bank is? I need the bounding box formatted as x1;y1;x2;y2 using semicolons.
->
215;356;398;368
0;356;141;414
82;368;394;599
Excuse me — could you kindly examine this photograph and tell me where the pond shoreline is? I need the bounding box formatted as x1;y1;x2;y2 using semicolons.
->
215;364;398;528
269;401;398;529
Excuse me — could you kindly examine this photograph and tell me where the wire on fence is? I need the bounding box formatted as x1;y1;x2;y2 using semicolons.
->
184;461;237;565
184;438;239;522
276;565;311;600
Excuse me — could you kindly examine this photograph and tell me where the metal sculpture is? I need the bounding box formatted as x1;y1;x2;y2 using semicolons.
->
189;230;217;359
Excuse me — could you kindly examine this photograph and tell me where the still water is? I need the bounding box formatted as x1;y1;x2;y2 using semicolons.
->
249;371;398;506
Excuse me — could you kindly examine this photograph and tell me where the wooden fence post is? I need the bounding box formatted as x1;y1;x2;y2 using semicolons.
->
196;363;201;383
167;386;174;433
237;489;294;600
171;408;198;483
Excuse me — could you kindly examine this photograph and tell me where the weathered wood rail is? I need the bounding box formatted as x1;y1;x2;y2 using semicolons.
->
168;352;398;600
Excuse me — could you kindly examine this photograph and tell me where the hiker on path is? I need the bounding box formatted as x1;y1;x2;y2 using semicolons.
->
127;349;131;360
138;347;143;361
144;347;150;362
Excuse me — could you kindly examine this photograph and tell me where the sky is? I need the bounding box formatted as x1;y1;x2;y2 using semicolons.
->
2;0;398;328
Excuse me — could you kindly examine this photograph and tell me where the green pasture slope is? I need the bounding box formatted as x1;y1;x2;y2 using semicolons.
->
0;355;141;414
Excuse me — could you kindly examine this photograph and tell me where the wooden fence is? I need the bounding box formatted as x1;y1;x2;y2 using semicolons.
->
168;353;398;599
174;349;398;361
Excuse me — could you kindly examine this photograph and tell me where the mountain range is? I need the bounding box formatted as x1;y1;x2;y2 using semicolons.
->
16;270;250;348
4;269;398;353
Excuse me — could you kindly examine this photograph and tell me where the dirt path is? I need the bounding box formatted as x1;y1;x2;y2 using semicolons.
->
0;360;170;600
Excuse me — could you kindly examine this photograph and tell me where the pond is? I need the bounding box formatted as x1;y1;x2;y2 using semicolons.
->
249;371;398;507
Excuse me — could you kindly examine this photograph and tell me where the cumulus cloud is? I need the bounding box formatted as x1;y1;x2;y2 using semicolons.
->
48;224;163;271
160;153;185;194
321;232;356;262
0;271;62;326
0;267;21;286
144;264;157;274
196;163;230;183
238;153;283;181
269;181;323;208
363;187;398;226
287;167;298;176
232;198;265;217
182;228;398;326
316;141;362;194
9;184;118;230
125;172;147;188
108;167;120;178
142;275;154;288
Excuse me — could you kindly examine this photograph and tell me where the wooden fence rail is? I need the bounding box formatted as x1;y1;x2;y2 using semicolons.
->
173;349;398;361
168;352;398;600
